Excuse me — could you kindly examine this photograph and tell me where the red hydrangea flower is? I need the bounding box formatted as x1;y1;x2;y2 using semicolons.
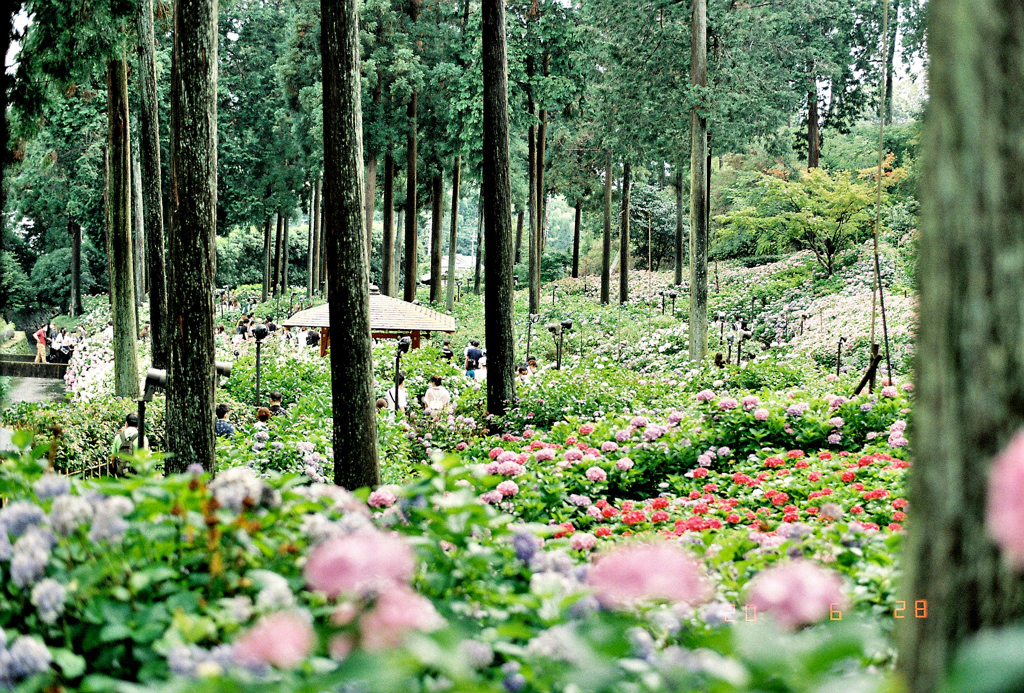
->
850;506;864;514
703;483;718;493
595;499;609;509
594;527;612;537
818;452;833;460
841;471;856;482
794;460;809;469
839;451;851;457
857;456;874;467
692;468;709;478
782;512;799;523
806;507;819;515
622;511;646;525
787;450;805;459
553;523;575;538
887;523;903;531
765;456;785;468
693;503;710;515
706;518;723;529
726;513;741;523
852;482;865;491
601;507;619;519
689;491;702;500
893;511;906;521
651;497;670;510
651;511;670;523
892;498;908;508
733;473;752;485
808;472;822;482
621;501;634;512
771;493;789;506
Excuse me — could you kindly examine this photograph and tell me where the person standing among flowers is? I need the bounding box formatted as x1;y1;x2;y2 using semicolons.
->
465;340;483;379
423;376;451;415
215;404;235;438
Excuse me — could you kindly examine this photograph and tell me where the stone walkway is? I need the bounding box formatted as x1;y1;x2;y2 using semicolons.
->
5;377;66;406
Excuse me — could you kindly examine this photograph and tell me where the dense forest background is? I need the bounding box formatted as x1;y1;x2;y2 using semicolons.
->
0;0;927;325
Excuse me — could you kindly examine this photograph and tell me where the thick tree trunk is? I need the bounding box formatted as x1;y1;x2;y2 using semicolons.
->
474;195;483;295
446;156;460;311
403;95;419;302
675;167;684;285
69;220;83;316
311;177;322;295
527;117;539;313
282;214;290;293
166;0;217;472
273;211;283;297
322;0;380;488
600;152;612;304
618;162;631;304
262;214;272;301
689;0;709;362
571;199;581;278
382;152;395;296
807;82;820;168
137;0;168;369
106;59;139;399
482;0;515;418
537;108;548;254
429;173;443;303
899;0;1024;689
514;208;523;265
364;153;377;265
131;137;145;312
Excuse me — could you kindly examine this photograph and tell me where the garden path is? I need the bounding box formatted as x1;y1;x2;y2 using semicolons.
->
5;377;66;406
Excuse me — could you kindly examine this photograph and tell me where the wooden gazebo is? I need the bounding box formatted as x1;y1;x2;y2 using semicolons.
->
282;285;456;356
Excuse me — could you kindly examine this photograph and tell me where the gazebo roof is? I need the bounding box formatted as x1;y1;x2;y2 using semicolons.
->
282;290;456;334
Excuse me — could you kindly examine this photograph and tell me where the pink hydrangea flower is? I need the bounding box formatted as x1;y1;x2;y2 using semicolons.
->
367;486;398;509
585;467;607;482
746;560;846;629
565;449;584;462
496;480;519;497
718;397;738;411
496;461;522;476
359;587;443;651
523;428;535;437
534;448;556;461
643;425;666;441
826;373;838;382
988;432;1024;568
901;383;914;393
601;441;619;453
697;454;712;467
695;390;716;402
615;429;633;442
828;417;844;428
305;531;414;598
516;452;530;465
667;411;684;424
742;396;760;410
828;433;842;445
588;543;711;607
587;506;603;518
579;423;595;435
497;451;518;463
488;447;503;459
480;490;503;504
570;533;597;551
455;442;468;451
630;416;649;428
880;386;898;398
754;408;770;421
233;611;315;669
616;458;634;471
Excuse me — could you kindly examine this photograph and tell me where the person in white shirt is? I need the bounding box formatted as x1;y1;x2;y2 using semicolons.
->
423;376;451;415
475;350;488;381
385;372;409;412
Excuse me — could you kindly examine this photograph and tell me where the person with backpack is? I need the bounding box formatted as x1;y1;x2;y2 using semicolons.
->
111;413;149;476
465;340;483;379
440;341;454;362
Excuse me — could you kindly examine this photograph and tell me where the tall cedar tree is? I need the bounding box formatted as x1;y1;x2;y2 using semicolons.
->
429;173;443;302
674;168;684;285
899;0;1024;689
688;0;708;362
262;214;272;301
166;0;218;471
618;161;631;304
446;156;460;311
571;200;581;278
382;153;396;295
600;152;612;304
322;0;380;487
106;59;139;398
482;0;515;419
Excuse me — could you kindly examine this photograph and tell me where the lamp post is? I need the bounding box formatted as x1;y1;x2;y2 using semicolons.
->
548;319;573;370
394;336;412;411
552;285;557;305
669;290;677;315
456;279;462;302
717;311;726;345
252;323;269;405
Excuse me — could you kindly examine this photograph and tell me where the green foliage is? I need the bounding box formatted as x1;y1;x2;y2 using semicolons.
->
0;251;33;315
716;168;877;275
30;248;97;309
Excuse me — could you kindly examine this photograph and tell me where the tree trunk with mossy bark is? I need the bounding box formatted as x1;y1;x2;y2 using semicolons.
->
898;0;1024;689
482;0;515;418
619;162;631;304
382;153;395;296
137;0;168;369
166;0;217;471
430;173;443;303
107;59;139;399
322;0;380;488
689;0;708;363
446;156;460;311
601;152;612;304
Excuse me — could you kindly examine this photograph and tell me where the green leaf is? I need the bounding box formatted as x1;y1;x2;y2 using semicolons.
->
52;648;87;678
99;622;131;642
